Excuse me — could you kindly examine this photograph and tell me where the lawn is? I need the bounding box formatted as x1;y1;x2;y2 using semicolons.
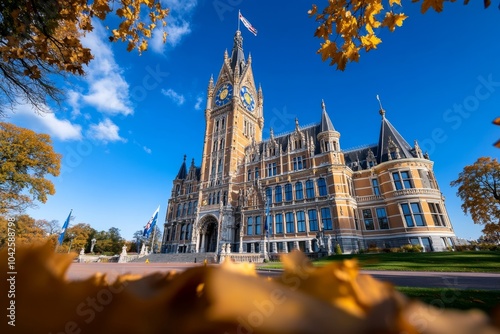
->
397;287;500;314
260;251;500;272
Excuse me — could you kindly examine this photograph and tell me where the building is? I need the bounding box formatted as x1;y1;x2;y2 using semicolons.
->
160;31;457;257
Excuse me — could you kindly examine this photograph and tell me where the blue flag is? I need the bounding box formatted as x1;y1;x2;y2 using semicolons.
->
57;210;72;245
143;205;160;237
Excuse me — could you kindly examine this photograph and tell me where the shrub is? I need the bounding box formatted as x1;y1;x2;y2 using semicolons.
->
335;243;342;255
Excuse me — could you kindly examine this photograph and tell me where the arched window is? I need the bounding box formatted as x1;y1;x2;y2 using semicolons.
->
285;183;293;201
275;185;282;203
176;204;181;217
317;178;327;196
295;182;303;200
306;180;315;198
265;187;272;204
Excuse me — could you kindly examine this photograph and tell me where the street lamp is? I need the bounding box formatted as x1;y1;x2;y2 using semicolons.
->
90;238;96;253
67;233;75;253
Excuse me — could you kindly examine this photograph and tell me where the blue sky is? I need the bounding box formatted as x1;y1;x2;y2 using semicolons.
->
8;0;499;242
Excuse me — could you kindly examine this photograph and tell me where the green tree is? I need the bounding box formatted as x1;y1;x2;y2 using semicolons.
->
0;0;169;115
0;122;61;214
450;157;500;226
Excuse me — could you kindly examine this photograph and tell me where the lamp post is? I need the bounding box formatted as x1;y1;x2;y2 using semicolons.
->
67;233;75;253
90;238;96;253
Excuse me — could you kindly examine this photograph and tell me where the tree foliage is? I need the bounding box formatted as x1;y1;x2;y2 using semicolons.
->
0;0;169;114
450;157;500;226
481;223;500;244
62;222;96;253
0;122;61;214
309;0;496;71
0;214;57;248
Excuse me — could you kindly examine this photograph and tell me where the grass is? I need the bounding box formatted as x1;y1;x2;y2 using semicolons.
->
259;251;500;272
397;287;500;314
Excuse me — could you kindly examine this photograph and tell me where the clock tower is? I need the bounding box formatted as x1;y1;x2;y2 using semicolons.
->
195;30;263;253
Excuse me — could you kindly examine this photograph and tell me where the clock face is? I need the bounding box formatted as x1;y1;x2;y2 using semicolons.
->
214;83;233;106
240;86;255;112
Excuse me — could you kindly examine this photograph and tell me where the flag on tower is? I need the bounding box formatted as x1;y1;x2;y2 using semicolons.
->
57;209;72;245
239;11;257;36
143;205;160;238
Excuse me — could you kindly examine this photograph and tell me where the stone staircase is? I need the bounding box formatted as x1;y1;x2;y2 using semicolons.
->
129;253;218;264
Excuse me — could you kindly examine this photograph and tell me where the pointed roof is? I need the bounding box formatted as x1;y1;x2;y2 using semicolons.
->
377;110;414;163
320;99;335;132
230;30;245;74
175;155;187;180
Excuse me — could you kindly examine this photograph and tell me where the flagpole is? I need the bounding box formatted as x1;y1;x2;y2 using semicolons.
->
237;9;241;31
150;225;156;254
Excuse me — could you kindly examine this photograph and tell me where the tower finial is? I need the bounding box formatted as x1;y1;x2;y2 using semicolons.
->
376;94;385;118
321;99;326;112
183;154;187;162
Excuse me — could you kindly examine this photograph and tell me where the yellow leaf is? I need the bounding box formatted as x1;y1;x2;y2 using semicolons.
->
389;0;402;6
381;12;408;32
361;34;382;51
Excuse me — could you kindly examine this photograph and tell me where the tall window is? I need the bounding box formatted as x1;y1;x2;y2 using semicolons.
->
247;217;253;235
255;216;262;235
285;212;295;233
255;167;260;179
218;158;223;173
247;169;252;181
176;204;181;218
180;224;186;240
306;180;315;198
295;182;304;200
296;211;306;232
182;203;187;216
275;185;283;203
376;207;389;229
363;209;374;230
267;162;277;177
400;203;426;227
429;203;446;226
275;213;283;233
265;187;272;205
317;178;327;196
187;202;192;215
372;178;381;196
392;171;413;190
308;209;318;231
320;208;332;230
285;183;293;201
292;156;306;170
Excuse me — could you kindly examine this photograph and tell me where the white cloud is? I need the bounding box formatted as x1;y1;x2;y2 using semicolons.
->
87;118;126;143
162;88;185;105
150;0;198;53
11;104;82;141
194;96;203;110
78;23;133;116
143;146;152;154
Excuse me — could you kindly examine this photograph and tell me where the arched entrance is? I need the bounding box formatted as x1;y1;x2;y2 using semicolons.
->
198;216;218;253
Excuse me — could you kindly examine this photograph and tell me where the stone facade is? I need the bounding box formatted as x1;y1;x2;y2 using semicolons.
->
161;31;457;256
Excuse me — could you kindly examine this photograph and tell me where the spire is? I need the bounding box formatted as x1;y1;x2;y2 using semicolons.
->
377;110;413;163
320;100;335;132
230;30;245;73
376;94;386;118
175;155;188;180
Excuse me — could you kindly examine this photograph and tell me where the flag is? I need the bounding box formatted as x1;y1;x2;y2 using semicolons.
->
239;12;257;36
57;209;72;245
143;205;160;238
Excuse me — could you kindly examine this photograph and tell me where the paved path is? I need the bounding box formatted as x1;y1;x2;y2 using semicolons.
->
66;263;500;290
